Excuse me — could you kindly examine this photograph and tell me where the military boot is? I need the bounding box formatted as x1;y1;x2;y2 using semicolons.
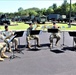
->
0;57;4;61
1;53;8;58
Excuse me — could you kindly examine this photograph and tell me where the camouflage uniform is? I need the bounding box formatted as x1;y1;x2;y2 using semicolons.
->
0;34;8;61
74;38;76;45
26;27;40;48
49;26;61;46
2;30;18;50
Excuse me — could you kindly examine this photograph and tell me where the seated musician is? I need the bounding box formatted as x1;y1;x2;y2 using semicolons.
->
26;23;40;49
74;38;76;46
2;26;19;52
49;22;61;48
0;34;8;61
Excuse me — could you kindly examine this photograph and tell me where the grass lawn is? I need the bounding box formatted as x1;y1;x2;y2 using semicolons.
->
0;22;76;31
0;22;29;31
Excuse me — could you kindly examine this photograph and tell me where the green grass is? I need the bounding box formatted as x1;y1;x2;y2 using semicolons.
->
0;22;29;30
0;22;76;31
57;23;76;30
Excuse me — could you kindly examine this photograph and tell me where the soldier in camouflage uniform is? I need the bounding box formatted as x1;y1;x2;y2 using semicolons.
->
74;38;76;46
26;23;40;49
0;34;8;61
2;26;18;52
49;22;61;48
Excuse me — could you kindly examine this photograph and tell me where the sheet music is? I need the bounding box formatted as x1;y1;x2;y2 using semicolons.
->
7;35;16;43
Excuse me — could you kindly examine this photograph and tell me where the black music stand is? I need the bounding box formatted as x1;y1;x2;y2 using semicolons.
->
30;30;40;49
48;28;59;48
14;31;24;53
30;30;40;35
48;28;59;33
14;31;24;38
61;31;68;47
9;31;24;60
14;31;24;46
69;32;76;47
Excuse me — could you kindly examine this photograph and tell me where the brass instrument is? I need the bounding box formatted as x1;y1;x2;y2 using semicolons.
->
32;24;39;30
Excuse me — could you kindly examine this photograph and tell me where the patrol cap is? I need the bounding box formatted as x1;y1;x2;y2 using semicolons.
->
5;25;8;29
29;22;33;25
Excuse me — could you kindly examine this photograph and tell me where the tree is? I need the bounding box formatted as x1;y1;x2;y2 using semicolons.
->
0;12;3;15
46;7;54;15
29;10;38;16
61;0;68;15
41;8;47;15
54;6;62;14
52;3;57;11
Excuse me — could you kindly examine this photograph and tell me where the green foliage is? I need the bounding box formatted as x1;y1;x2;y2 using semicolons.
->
2;1;76;18
52;3;57;11
29;10;38;16
46;7;54;14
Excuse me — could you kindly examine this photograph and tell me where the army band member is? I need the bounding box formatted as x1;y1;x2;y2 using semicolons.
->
2;26;18;52
26;23;40;49
74;38;76;46
0;34;8;61
49;22;61;48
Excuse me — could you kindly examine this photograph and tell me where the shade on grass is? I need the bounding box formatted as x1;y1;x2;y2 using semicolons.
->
0;22;76;31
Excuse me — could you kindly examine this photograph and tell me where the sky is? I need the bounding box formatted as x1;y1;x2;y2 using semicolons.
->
0;0;76;13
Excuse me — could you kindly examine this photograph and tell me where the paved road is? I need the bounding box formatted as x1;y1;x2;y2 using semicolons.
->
0;31;76;75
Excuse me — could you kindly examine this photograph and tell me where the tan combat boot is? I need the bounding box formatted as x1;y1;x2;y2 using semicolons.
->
0;57;4;61
28;45;31;49
1;53;8;58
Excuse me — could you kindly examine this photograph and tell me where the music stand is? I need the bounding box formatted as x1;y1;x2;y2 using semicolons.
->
9;31;24;60
48;28;59;48
14;31;24;46
14;31;24;38
14;31;24;53
30;30;40;35
48;28;59;33
61;31;68;47
69;32;76;47
30;30;40;49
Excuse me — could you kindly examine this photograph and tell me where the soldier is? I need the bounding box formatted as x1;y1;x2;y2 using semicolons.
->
74;38;76;46
0;34;8;61
49;22;61;48
2;25;18;52
0;43;8;61
26;23;40;49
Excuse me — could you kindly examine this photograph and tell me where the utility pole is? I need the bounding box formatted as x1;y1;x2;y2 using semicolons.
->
68;0;71;28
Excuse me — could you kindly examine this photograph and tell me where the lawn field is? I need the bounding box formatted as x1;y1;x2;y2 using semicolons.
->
0;22;76;31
